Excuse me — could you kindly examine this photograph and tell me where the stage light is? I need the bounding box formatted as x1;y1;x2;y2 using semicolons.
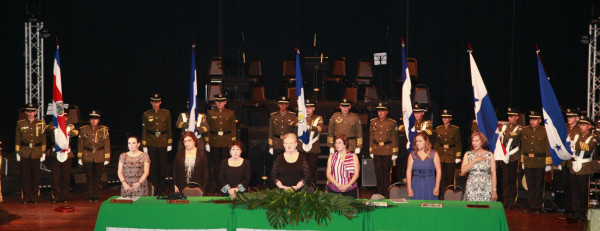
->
41;29;51;39
582;33;591;45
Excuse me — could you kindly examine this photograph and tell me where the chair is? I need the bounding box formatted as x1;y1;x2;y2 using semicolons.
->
181;182;204;197
287;87;297;103
355;60;373;85
281;60;296;86
66;105;81;124
413;84;430;106
364;86;378;103
250;85;266;102
343;86;358;104
207;84;223;102
440;185;464;201
247;59;263;84
207;58;224;82
387;182;408;199
323;59;347;99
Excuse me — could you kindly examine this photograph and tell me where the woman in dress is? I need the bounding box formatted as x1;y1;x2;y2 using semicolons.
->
173;132;209;193
461;132;498;201
217;141;251;197
326;134;360;198
271;133;311;191
117;136;150;197
406;132;441;200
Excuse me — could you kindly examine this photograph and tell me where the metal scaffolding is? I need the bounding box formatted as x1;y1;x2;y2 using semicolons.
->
25;21;44;119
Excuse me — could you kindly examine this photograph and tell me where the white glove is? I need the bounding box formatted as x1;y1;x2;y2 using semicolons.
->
545;166;551;172
40;154;46;162
205;144;211;152
143;147;148;153
16;153;20;162
269;148;273;155
392;155;398;161
104;160;109;165
167;146;172;152
370;154;374;159
329;147;335;154
455;158;461;164
521;163;525;170
78;159;83;165
355;148;361;154
558;165;562;171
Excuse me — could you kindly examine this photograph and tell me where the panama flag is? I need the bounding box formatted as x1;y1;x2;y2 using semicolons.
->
295;49;309;146
52;45;69;161
537;49;572;165
469;47;504;159
187;45;198;134
401;40;416;153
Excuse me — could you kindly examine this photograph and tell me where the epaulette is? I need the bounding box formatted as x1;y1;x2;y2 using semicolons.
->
332;112;340;116
80;125;90;129
270;111;278;115
289;111;296;114
451;125;459;128
370;118;377;121
17;119;25;123
436;125;444;129
388;118;397;123
160;108;169;112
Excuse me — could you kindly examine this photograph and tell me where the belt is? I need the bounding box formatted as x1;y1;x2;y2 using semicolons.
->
527;153;546;158
373;141;392;146
211;131;231;136
84;147;104;152
413;169;435;177
470;169;490;174
148;131;166;137
442;144;456;148
20;142;40;148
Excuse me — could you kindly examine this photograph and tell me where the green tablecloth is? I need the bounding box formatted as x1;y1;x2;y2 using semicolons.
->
95;197;509;231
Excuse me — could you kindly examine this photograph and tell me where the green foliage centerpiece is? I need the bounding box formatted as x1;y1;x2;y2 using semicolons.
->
232;188;374;229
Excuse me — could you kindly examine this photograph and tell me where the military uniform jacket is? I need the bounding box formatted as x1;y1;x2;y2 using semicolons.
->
47;123;79;158
15;119;47;159
327;112;363;151
269;111;297;150
301;115;324;153
176;112;210;145
520;126;551;168
434;124;462;163
415;119;433;136
500;123;522;163
569;132;599;175
369;118;399;156
142;109;173;148
207;108;237;147
77;125;110;163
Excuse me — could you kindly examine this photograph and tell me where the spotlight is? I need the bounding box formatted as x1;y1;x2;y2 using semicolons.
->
41;29;51;39
582;33;591;45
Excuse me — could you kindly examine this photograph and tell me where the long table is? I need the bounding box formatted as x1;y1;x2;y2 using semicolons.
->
95;196;509;231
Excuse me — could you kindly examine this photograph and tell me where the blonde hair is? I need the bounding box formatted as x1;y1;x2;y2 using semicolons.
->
282;133;297;142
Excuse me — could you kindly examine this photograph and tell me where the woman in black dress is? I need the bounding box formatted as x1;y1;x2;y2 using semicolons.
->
218;141;251;197
173;132;209;193
271;133;311;191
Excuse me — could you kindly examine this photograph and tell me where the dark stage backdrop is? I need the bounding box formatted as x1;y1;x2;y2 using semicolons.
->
0;0;591;153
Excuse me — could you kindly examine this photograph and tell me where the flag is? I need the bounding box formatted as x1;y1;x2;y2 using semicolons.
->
401;41;416;153
187;45;199;133
469;48;504;159
52;45;69;156
537;50;572;165
296;49;309;144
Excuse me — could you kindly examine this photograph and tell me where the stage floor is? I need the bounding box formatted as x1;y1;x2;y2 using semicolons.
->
0;185;584;231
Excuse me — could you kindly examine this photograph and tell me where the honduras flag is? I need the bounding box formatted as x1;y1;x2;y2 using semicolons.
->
52;45;69;162
469;48;504;159
537;50;572;165
401;41;416;153
187;45;199;134
296;49;309;145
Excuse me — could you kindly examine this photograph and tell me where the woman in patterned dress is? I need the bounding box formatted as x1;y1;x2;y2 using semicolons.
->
117;136;150;197
326;134;360;198
173;132;209;193
407;132;441;200
461;132;498;201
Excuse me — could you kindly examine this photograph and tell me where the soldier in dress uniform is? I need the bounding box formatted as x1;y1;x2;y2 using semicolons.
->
327;99;363;155
497;107;522;209
78;110;110;201
175;101;210;151
297;99;324;184
15;103;46;204
412;103;433;140
555;108;580;209
46;111;79;203
369;102;398;196
142;93;172;195
434;109;462;191
568;116;598;222
207;94;237;184
520;110;551;213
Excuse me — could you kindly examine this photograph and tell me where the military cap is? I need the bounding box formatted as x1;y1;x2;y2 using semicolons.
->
305;99;315;107
528;110;541;118
277;96;290;104
507;107;520;116
579;115;595;126
150;93;162;101
89;110;101;118
412;103;424;112
441;109;452;118
340;98;351;106
24;103;38;111
376;102;388;110
214;94;227;101
565;108;579;117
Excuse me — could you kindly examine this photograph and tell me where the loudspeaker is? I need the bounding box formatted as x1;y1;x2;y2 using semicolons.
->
361;158;377;187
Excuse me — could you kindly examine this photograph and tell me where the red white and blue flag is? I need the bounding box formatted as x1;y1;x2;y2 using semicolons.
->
52;45;69;159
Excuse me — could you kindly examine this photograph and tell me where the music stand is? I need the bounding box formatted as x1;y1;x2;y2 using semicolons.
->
373;52;388;100
304;56;329;101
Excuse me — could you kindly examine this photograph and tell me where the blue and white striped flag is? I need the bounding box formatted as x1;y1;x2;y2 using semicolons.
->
187;45;199;133
537;50;572;165
401;41;416;153
296;50;309;144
